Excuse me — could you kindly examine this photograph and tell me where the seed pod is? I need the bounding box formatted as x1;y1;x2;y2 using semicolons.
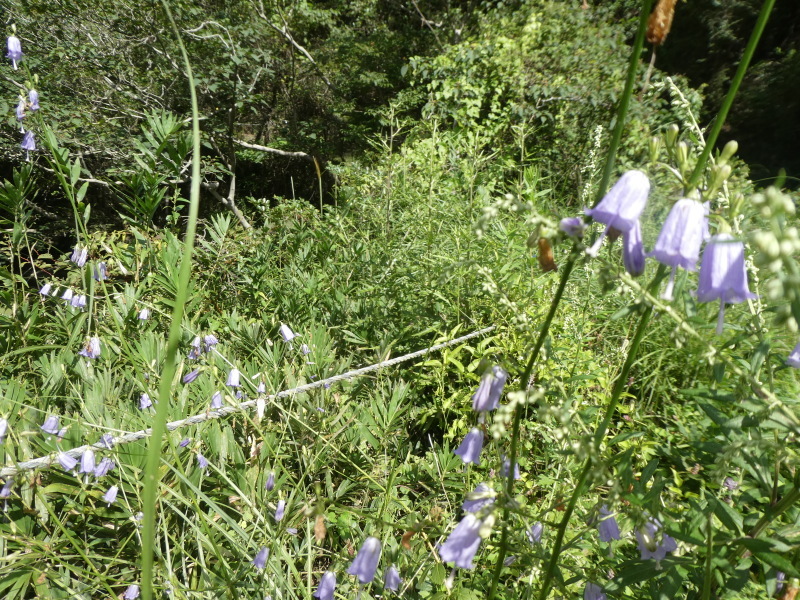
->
647;0;678;46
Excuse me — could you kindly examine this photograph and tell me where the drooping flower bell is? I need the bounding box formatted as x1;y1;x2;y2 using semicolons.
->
560;216;587;238
0;418;7;443
471;366;507;413
182;369;200;384
41;415;60;435
123;584;140;600
93;261;108;281
103;485;118;506
226;368;240;387
622;220;645;277
15;98;25;131
635;518;677;563
585;170;650;256
6;35;22;69
21;130;35;160
70;246;88;267
454;428;483;465
252;546;269;569
139;393;152;410
527;522;543;544
0;478;13;498
78;448;95;474
280;323;298;343
274;499;286;522
597;505;621;542
696;233;756;334
501;455;520;480
265;471;275;491
347;537;382;583
58;452;78;472
138;308;150;320
197;453;209;471
384;565;403;592
313;572;336;600
79;337;101;359
584;582;607;600
461;483;495;513
210;391;223;409
94;457;115;478
786;341;800;368
28;89;39;111
439;513;484;569
39;283;51;296
648;199;706;299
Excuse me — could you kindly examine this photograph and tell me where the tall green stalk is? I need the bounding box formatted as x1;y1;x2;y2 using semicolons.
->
140;3;203;599
486;3;654;598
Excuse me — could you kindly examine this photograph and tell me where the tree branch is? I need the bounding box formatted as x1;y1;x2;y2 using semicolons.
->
234;139;312;160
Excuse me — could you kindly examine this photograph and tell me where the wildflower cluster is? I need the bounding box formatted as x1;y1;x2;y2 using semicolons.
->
5;28;39;160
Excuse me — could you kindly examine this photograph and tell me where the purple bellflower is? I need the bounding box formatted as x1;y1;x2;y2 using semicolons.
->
94;457;115;478
786;341;800;368
265;471;275;491
103;485;118;506
585;582;607;600
182;369;200;384
384;565;403;592
313;572;336;600
279;323;298;343
585;170;650;256
560;216;587;238
16;98;25;131
123;584;140;600
257;381;266;394
138;308;150;320
70;246;88;267
439;513;484;569
197;453;209;471
179;438;191;448
29;89;39;110
622;220;645;277
0;478;13;498
210;391;223;409
58;452;78;472
501;456;520;480
696;233;757;334
347;536;382;583
61;288;74;302
0;418;7;443
597;505;621;542
527;521;543;544
723;477;738;491
139;393;152;410
78;449;95;474
7;36;22;69
252;546;269;569
636;518;677;563
462;483;495;513
39;283;51;296
71;294;87;309
203;334;219;351
188;336;202;360
275;499;286;522
79;336;101;359
226;368;240;387
93;262;108;281
41;415;60;435
471;366;507;412
21;131;35;160
648;199;706;299
454;428;484;465
98;433;114;449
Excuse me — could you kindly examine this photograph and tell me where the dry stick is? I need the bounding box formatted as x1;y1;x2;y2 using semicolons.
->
0;326;495;478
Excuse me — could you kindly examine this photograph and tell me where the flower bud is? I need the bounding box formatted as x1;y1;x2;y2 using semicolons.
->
718;140;738;166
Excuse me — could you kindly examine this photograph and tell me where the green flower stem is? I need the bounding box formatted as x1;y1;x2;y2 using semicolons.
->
686;0;776;191
538;287;658;600
486;3;654;597
140;2;203;599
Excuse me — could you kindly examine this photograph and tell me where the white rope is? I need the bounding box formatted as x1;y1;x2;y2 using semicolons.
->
1;326;495;478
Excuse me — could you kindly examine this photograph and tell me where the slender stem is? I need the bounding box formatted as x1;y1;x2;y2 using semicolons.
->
701;513;714;600
685;0;776;191
140;3;203;599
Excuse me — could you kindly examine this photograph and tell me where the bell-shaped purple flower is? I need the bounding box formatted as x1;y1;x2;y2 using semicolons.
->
462;483;495;513
454;428;483;465
179;438;191;448
103;485;118;506
203;334;218;351
585;170;650;256
79;336;101;359
94;457;115;478
58;452;78;471
347;536;382;583
29;89;39;111
70;246;88;267
98;433;115;449
182;369;200;384
226;368;240;387
0;478;13;498
274;499;286;522
78;449;95;474
139;393;152;410
16;98;25;124
21;131;35;159
7;35;22;69
585;582;607;600
786;341;800;368
71;294;87;309
93;262;108;281
265;471;276;491
527;521;543;544
471;366;507;412
280;323;298;343
636;518;677;562
384;565;402;592
697;233;757;334
439;513;483;569
39;283;51;296
313;572;336;600
501;456;520;480
622;220;645;277
597;505;621;542
257;381;266;394
560;216;586;238
210;391;223;409
123;584;140;600
252;546;269;569
41;415;60;435
138;308;150;320
648;199;706;299
0;418;7;443
61;288;74;302
197;453;209;471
